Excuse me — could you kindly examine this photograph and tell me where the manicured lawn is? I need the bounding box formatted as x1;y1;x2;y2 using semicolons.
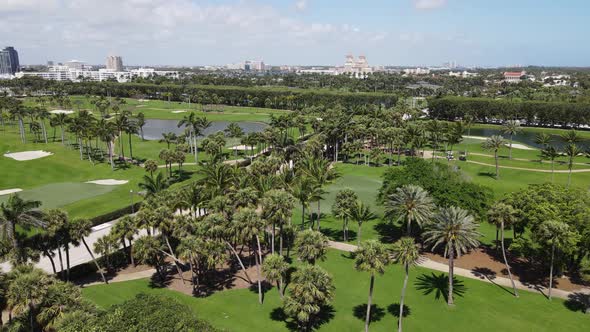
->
83;250;589;332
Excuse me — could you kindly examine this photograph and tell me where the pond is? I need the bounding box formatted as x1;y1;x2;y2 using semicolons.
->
467;128;586;149
140;120;267;141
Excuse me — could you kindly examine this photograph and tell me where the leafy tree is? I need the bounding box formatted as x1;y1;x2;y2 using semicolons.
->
487;203;518;297
262;253;289;298
392;237;420;332
283;264;335;330
295;229;328;265
354;240;390;332
423;207;481;305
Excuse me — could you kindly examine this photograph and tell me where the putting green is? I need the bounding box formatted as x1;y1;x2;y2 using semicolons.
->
0;182;115;209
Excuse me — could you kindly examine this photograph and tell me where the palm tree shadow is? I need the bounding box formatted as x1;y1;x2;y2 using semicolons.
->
477;171;496;180
564;292;590;313
270;305;335;331
471;267;515;296
387;303;411;318
352;304;385;322
415;272;466;302
374;221;403;243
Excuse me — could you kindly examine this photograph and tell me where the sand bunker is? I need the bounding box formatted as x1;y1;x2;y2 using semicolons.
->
86;179;129;185
464;135;487;140
172;110;187;113
231;145;254;151
4;151;53;161
508;143;535;150
0;188;22;196
50;110;74;114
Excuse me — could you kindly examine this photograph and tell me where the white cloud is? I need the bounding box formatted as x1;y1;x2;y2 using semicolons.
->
413;0;447;10
295;0;308;11
0;0;58;12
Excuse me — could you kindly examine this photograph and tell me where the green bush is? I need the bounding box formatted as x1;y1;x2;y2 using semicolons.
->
378;158;492;219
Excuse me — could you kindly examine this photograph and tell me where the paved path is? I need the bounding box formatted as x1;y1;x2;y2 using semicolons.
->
328;241;589;300
465;160;590;173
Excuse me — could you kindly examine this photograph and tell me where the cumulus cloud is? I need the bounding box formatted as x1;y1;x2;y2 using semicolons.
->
295;0;308;11
413;0;447;10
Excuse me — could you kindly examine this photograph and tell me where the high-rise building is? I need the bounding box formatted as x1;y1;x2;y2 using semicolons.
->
0;46;20;75
106;55;123;72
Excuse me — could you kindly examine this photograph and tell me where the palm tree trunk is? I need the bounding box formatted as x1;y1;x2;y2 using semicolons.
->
60;125;65;145
43;249;57;275
365;274;375;332
301;204;305;230
494;150;500;179
551;160;555;183
567;163;573;188
357;223;363;246
501;222;518;297
549;243;555;300
316;200;321;231
128;133;133;160
448;248;454;306
57;248;64;279
398;264;409;332
128;240;135;266
225;241;252;283
41;121;48;143
255;236;263;304
509;135;513;159
271;222;275;254
164;236;186;284
65;246;71;281
82;238;108;284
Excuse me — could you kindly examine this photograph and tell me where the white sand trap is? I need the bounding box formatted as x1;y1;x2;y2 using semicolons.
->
138;99;149;102
231;145;254;151
50;110;74;114
0;188;22;196
4;151;53;161
507;143;536;150
86;179;129;186
172;110;187;113
464;135;487;140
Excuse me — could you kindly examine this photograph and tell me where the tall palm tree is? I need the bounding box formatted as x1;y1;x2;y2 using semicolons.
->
291;178;313;229
355;240;390;332
392;237;420;332
136;112;146;141
295;229;328;265
261;190;295;254
349;201;376;246
8;102;27;143
563;143;582;188
133;235;166;279
487;203;518;297
502;120;521;160
262;253;289;298
482;135;506;179
534;220;577;300
70;218;108;284
534;132;552;150
331;189;358;241
385;185;435;236
50;113;70;145
298;155;340;230
0;195;43;263
423;207;481;306
159;132;177;149
7;265;51;331
234;208;265;304
541;145;560;182
110;215;138;265
139;172;169;196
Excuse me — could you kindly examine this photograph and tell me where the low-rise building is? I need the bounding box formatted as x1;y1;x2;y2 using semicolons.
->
503;71;526;83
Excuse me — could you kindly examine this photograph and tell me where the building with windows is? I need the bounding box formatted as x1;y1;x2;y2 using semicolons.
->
106;55;124;72
337;54;373;78
16;66;179;82
503;71;525;83
0;46;20;76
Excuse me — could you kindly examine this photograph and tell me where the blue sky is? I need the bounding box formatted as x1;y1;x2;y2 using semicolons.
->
0;0;588;67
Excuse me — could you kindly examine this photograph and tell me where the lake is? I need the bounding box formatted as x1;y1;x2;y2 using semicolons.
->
140;120;267;141
467;128;585;149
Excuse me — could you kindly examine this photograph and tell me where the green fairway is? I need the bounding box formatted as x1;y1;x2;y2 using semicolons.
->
82;250;589;332
0;182;116;208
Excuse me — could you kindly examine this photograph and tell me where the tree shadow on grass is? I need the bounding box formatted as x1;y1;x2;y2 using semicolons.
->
248;280;273;302
387;303;411;318
477;171;497;180
352;304;386;322
564;292;590;314
270;305;335;331
320;227;357;243
374;221;403;243
471;267;516;296
415;272;466;302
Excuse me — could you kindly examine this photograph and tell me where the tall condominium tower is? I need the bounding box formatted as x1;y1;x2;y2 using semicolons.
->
0;46;20;75
106;55;123;72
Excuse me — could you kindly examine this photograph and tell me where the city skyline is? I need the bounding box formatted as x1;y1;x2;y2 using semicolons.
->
1;0;590;67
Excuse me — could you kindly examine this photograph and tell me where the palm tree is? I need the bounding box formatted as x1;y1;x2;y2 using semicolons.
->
392;237;420;332
534;220;577;300
385;185;435;236
560;129;582;145
133;235;166;280
136;112;146;141
262;253;289;298
331;189;358;241
234;208;265;304
563;143;582;188
110;215;138;265
502;120;521;160
93;235;117;272
283;264;334;331
7;266;51;331
8;102;27;143
261;190;295;254
355;240;390;332
50;113;70;145
159;132;177;149
291;178;313;229
487;203;518;297
349;201;376;246
139;172;169;196
295;229;328;265
298;156;340;230
70;219;108;284
541;145;560;182
482;135;506;179
0;195;43;263
423;207;481;306
144;159;159;177
535;132;552;150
